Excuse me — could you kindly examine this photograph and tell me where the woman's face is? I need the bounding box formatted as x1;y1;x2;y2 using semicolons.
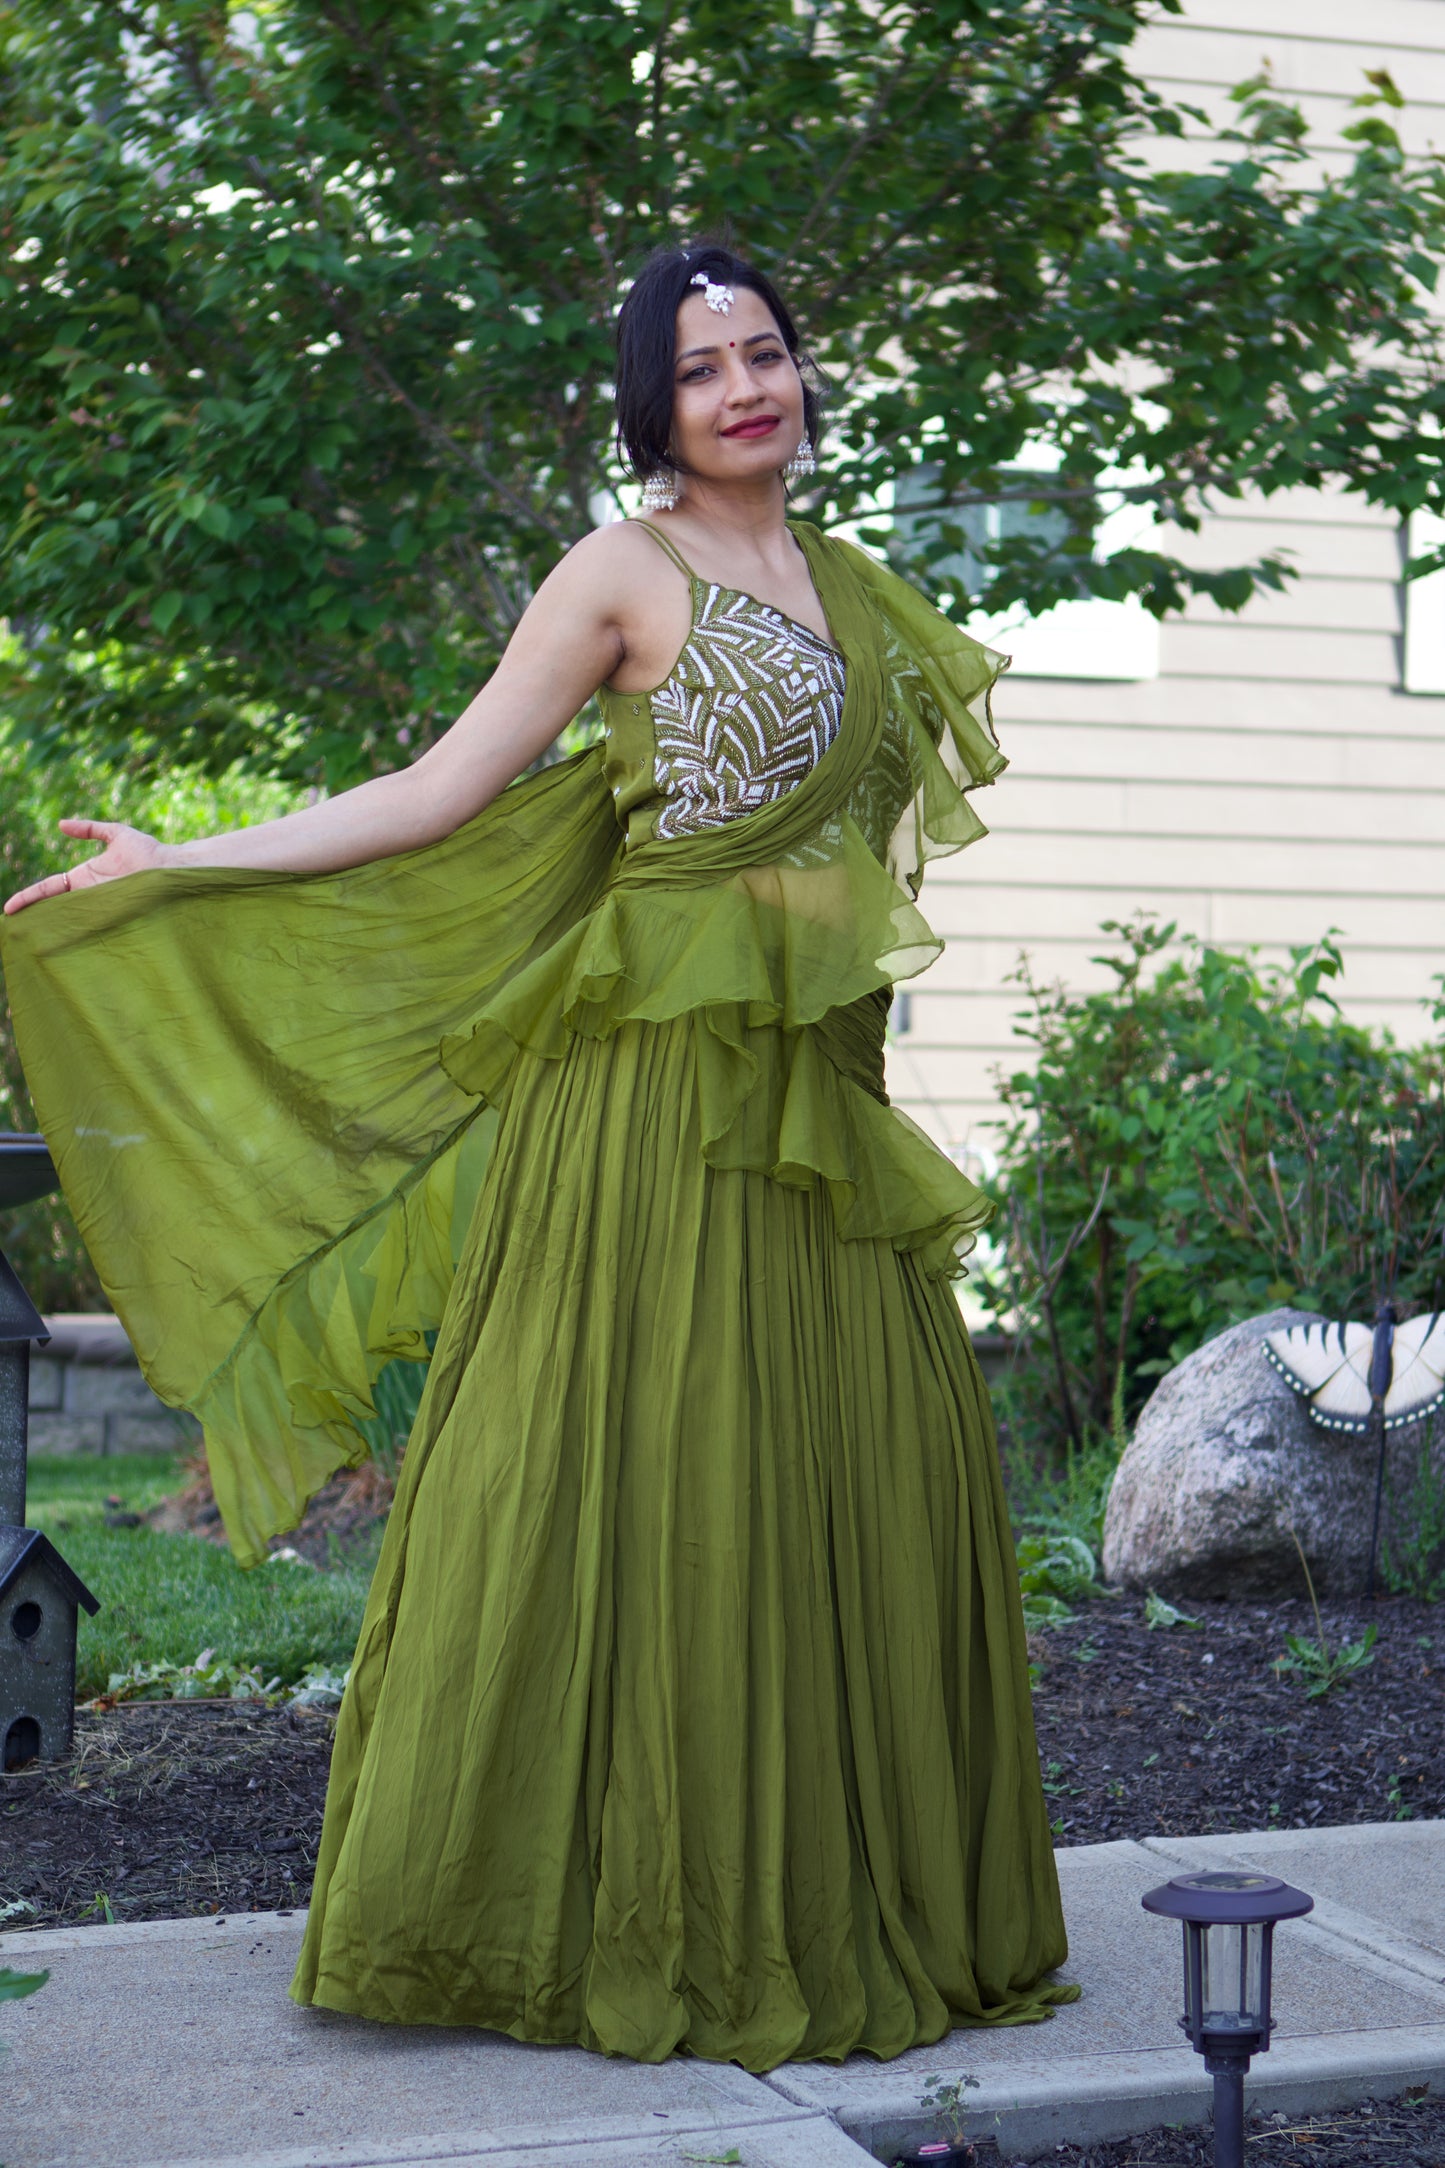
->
667;285;806;487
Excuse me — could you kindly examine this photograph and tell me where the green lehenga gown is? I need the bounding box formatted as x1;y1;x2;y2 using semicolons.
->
1;520;1077;2069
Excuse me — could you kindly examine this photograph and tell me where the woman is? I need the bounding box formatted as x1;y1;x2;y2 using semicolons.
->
2;244;1076;2070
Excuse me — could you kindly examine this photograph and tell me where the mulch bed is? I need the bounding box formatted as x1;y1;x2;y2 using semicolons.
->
0;1699;332;1929
2;1597;1441;1933
953;2092;1445;2165
1029;1592;1445;1842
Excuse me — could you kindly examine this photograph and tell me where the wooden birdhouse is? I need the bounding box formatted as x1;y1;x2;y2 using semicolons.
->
0;1138;99;1769
0;1525;98;1767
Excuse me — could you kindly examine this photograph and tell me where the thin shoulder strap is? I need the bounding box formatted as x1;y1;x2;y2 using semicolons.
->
626;517;697;581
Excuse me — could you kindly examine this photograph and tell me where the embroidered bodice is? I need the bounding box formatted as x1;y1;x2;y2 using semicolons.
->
598;524;847;849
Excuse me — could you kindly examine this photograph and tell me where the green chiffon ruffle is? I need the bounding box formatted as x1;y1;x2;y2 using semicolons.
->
0;526;1008;1568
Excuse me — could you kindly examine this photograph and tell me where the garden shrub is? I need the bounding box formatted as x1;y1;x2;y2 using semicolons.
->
980;916;1445;1463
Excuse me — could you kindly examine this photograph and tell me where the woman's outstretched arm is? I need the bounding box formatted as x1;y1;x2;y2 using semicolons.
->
4;528;650;914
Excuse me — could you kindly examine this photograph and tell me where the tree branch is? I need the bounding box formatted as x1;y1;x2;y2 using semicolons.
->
163;14;572;548
780;39;958;275
810;34;1112;315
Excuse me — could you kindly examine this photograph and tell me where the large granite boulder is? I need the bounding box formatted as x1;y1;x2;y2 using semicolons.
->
1102;1308;1439;1598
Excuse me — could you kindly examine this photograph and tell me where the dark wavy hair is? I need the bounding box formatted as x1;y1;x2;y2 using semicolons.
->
614;242;823;482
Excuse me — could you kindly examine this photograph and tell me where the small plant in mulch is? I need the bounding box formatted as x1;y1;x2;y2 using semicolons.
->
1274;1622;1379;1699
87;1649;350;1713
1143;1592;1202;1631
892;2073;982;2165
1273;1531;1378;1700
1016;1532;1110;1631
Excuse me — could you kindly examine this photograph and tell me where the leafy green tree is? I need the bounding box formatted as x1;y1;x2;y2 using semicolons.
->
2;0;1445;781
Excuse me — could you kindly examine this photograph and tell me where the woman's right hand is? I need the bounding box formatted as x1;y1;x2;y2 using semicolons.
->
3;818;168;916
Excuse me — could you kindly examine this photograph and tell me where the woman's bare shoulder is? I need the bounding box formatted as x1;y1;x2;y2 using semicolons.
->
557;518;679;604
515;520;663;635
541;521;691;694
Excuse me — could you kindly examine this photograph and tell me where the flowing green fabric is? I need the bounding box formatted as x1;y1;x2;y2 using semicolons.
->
1;524;1077;2066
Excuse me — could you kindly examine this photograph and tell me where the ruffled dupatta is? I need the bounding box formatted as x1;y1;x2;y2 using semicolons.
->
0;527;1006;1565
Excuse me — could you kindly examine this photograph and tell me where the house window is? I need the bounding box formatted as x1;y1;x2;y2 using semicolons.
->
1403;510;1445;695
891;451;1161;682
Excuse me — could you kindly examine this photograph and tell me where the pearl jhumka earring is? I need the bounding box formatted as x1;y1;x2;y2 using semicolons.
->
641;468;679;513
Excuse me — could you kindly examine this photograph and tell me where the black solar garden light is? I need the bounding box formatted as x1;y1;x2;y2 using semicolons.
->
1141;1868;1314;2168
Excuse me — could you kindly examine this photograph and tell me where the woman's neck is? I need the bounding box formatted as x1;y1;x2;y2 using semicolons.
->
663;474;796;566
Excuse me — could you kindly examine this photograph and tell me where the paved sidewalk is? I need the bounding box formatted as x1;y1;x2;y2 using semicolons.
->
3;1823;1443;2168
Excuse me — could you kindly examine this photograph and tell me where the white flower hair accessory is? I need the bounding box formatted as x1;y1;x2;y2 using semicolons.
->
689;270;735;316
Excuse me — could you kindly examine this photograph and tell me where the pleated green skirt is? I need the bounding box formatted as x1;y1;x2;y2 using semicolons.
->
291;1010;1075;2068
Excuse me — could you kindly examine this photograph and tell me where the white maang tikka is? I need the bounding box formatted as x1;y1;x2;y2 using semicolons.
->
689;270;735;315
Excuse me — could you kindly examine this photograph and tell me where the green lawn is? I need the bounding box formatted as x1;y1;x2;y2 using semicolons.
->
25;1455;381;1700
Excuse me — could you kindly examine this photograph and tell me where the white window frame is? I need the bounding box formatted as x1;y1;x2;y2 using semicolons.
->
965;442;1160;682
1403;509;1445;696
857;440;1161;681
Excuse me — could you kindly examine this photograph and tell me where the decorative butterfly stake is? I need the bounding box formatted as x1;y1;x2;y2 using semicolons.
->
1264;1303;1445;1597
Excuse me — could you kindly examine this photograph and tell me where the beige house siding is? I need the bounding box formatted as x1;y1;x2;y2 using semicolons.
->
1133;0;1445;160
893;4;1445;1157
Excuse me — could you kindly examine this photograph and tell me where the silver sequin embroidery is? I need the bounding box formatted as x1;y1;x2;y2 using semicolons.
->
651;585;847;842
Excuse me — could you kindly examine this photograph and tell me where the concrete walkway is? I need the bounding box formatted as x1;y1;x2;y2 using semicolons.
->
3;1822;1443;2168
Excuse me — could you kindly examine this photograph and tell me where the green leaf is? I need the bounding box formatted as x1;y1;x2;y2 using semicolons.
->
1342;116;1402;151
1144;1592;1203;1631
